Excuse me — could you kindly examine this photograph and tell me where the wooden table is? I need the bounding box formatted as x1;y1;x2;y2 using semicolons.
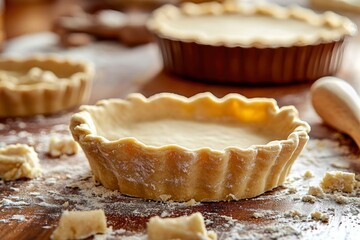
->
0;1;359;239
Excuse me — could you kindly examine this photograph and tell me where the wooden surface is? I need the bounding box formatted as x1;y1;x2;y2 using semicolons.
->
0;1;360;239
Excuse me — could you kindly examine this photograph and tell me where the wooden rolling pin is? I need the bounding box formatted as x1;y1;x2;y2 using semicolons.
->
311;76;360;148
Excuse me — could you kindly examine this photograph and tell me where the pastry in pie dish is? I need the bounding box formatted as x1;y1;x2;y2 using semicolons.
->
147;1;357;84
0;56;94;117
70;92;310;202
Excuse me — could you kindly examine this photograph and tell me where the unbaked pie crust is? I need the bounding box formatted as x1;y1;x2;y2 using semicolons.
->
70;92;310;202
0;56;94;117
148;1;355;47
147;1;357;84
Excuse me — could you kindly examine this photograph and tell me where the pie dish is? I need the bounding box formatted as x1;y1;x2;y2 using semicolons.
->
311;0;360;14
147;1;357;84
70;92;310;202
0;55;94;117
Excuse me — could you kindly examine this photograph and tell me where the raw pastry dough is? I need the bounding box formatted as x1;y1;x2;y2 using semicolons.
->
0;67;62;86
48;137;79;158
0;56;94;117
320;171;356;193
148;1;356;47
0;144;41;181
70;93;310;202
51;210;107;240
147;212;217;240
147;1;356;84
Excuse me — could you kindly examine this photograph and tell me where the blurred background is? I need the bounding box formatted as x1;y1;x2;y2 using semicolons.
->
2;0;310;44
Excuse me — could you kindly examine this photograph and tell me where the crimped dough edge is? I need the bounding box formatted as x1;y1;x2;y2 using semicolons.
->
70;92;310;202
147;1;357;48
0;55;94;117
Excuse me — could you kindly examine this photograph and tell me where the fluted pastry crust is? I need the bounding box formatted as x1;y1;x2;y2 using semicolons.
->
0;55;94;117
147;1;356;84
148;1;356;48
70;92;310;202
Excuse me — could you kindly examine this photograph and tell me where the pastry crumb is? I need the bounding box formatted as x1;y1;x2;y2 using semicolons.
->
159;194;172;201
0;144;42;181
227;193;238;201
160;211;171;218
48;137;79;158
307;186;325;198
311;211;329;223
147;212;216;240
63;201;69;208
320;171;356;193
334;194;348;204
303;170;313;179
185;199;199;206
287;187;297;194
51;210;107;240
302;195;317;203
285;210;302;219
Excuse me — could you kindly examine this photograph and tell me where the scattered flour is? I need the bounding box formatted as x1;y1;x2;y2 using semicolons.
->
10;215;26;221
0;117;359;239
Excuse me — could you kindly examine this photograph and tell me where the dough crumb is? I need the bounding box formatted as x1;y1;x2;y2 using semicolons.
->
147;212;217;240
252;212;265;219
303;170;313;179
159;194;172;201
185;199;199;206
0;144;42;181
307;186;325;198
226;193;238;200
302;195;317;203
320;171;356;193
63;201;69;208
311;211;329;223
48;137;79;158
285;210;302;219
51;210;107;240
287;187;297;194
334;194;348;204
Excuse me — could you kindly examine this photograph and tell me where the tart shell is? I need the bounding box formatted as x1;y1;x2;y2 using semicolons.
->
70;93;310;202
0;56;94;117
148;2;357;84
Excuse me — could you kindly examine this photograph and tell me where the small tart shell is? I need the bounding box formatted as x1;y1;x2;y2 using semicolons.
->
0;56;94;117
70;93;310;202
147;1;357;84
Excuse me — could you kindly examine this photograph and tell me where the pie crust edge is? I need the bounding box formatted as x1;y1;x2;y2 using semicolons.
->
0;55;94;117
70;92;311;202
147;1;357;47
147;1;357;84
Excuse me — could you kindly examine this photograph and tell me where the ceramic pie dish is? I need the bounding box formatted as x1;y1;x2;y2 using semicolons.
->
311;0;360;14
70;92;310;202
147;1;357;84
0;56;94;117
